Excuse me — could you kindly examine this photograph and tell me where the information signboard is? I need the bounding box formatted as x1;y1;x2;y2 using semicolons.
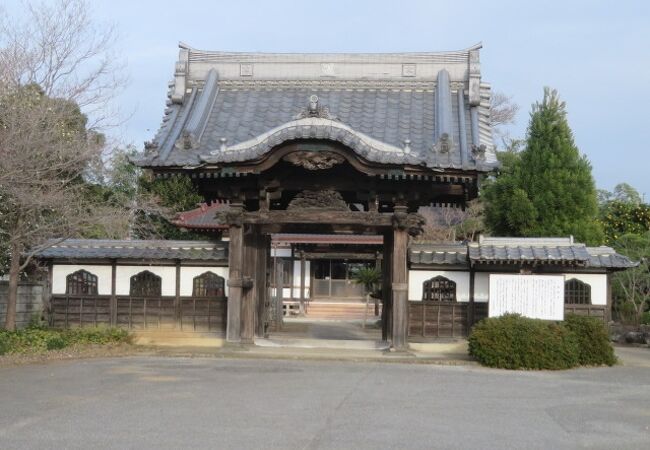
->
488;274;564;320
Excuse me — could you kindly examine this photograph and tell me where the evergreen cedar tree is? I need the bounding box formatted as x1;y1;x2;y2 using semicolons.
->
483;88;603;245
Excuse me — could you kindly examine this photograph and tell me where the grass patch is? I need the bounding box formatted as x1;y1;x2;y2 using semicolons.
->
0;325;131;355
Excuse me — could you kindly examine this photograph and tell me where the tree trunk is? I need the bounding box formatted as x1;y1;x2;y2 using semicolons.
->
4;244;21;331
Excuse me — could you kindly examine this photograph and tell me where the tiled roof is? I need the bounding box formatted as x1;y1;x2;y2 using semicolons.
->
468;243;592;264
136;44;496;172
172;201;228;230
586;247;638;269
409;238;637;270
36;240;228;261
409;244;468;266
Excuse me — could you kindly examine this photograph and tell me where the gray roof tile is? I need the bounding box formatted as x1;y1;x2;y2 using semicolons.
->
37;240;227;261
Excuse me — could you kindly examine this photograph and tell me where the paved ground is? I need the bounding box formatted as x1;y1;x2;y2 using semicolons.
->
1;349;649;449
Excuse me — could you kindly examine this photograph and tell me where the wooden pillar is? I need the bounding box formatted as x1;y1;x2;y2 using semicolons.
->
299;252;306;316
468;267;475;333
374;251;381;316
382;231;393;342
606;272;613;323
391;224;409;350
226;204;244;343
241;227;257;343
255;234;269;337
110;260;117;326
175;260;181;327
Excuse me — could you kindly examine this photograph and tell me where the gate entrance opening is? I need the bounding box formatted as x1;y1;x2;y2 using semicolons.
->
264;234;385;345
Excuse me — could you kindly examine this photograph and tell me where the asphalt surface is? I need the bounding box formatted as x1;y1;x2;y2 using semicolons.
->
1;349;649;449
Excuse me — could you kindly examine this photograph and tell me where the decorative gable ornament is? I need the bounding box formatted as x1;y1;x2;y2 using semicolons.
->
295;95;337;120
283;151;345;170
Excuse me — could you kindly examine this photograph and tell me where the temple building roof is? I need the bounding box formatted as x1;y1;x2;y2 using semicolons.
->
409;236;637;270
172;201;229;231
136;43;497;172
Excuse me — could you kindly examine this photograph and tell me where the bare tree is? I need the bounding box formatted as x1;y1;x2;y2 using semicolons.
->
416;200;485;243
490;91;519;145
0;0;126;330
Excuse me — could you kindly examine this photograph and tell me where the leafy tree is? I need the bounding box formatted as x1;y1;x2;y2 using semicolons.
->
483;88;603;244
598;183;643;205
84;146;205;240
137;173;205;239
598;184;650;244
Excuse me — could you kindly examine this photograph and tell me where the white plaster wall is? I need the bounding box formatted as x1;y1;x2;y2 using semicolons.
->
474;273;490;303
52;265;113;295
179;267;229;297
408;270;470;302
115;266;177;296
564;273;607;305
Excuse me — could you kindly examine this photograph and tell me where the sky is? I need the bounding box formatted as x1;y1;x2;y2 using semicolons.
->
5;0;650;197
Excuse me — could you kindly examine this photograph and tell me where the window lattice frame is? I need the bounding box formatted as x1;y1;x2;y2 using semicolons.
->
564;278;591;305
129;270;162;297
192;272;225;298
66;269;98;295
422;276;457;302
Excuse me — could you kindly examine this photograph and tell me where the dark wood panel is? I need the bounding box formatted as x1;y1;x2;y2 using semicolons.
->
564;304;607;322
408;301;470;339
50;295;112;328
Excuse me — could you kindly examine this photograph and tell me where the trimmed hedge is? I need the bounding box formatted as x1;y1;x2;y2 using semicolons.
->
564;315;617;366
468;313;616;370
0;325;131;355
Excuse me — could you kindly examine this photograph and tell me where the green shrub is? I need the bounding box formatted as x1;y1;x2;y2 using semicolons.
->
62;326;131;345
468;314;580;370
0;326;131;355
640;312;650;325
564;314;617;366
0;333;9;356
45;336;67;350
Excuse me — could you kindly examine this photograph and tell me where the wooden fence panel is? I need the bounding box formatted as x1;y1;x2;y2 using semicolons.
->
408;301;469;339
50;295;111;328
116;297;176;330
564;304;607;322
180;297;227;333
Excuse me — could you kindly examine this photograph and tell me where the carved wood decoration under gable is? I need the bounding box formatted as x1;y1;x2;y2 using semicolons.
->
391;211;426;237
287;190;349;211
283;151;346;170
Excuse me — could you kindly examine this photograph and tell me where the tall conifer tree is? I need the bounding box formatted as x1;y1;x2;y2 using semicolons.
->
483;88;603;244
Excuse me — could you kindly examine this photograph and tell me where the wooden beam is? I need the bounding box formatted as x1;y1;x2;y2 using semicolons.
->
244;210;395;227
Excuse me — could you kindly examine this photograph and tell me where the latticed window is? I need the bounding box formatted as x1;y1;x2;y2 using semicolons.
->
193;272;225;297
422;276;457;302
564;279;591;304
66;270;98;295
129;270;162;297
